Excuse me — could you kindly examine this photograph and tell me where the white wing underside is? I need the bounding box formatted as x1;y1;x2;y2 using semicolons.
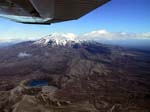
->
0;0;110;24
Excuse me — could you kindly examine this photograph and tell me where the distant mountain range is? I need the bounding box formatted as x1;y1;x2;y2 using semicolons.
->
0;42;15;47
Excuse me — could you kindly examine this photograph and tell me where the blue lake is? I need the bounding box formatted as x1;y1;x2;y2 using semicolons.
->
29;80;49;87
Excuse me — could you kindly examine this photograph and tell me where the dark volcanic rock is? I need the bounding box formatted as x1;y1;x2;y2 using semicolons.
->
0;39;149;112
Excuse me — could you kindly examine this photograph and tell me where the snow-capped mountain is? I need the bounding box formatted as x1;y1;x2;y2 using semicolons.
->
33;34;84;47
32;34;112;55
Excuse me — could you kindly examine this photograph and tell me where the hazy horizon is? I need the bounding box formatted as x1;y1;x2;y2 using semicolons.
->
0;30;150;51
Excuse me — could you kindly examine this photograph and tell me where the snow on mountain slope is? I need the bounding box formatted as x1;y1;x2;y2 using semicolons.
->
33;34;83;47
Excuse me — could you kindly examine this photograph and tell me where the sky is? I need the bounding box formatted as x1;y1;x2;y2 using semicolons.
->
0;0;150;42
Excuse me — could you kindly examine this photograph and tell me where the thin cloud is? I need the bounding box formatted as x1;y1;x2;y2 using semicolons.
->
18;52;31;58
82;30;150;41
50;33;77;41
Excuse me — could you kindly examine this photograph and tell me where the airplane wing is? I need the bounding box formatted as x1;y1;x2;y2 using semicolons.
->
0;0;110;24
